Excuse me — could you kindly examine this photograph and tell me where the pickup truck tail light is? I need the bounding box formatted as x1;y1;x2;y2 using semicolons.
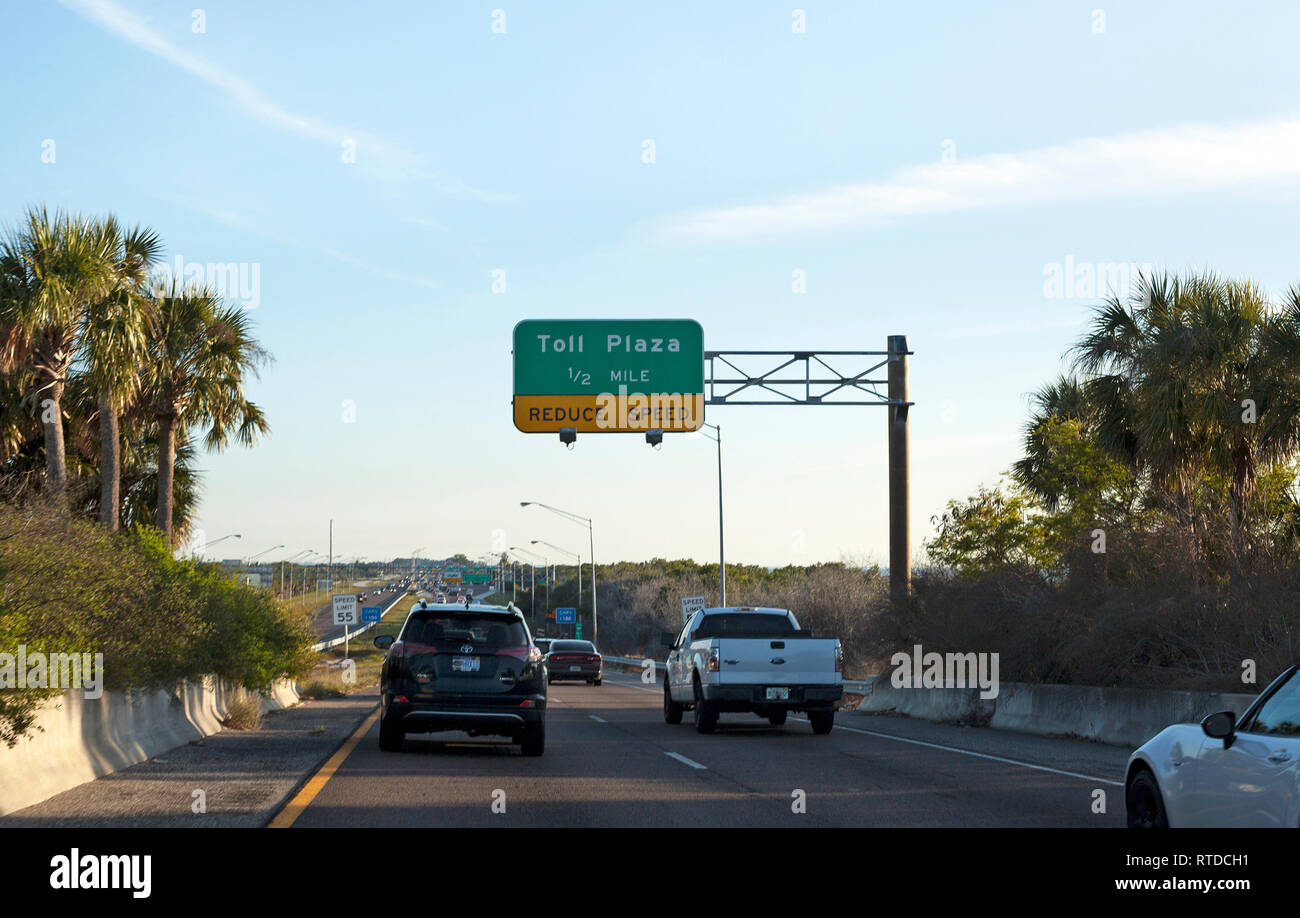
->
709;649;720;672
835;644;844;673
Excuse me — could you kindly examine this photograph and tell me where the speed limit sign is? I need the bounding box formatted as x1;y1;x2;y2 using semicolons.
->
332;594;358;625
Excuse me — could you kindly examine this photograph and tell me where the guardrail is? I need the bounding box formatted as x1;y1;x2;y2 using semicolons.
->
600;654;871;694
311;590;408;653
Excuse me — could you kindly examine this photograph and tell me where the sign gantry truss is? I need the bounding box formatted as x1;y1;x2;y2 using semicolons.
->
704;350;912;409
705;339;913;605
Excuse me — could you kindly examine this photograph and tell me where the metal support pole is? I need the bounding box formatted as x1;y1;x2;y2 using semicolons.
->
588;524;598;647
887;335;911;606
716;425;726;607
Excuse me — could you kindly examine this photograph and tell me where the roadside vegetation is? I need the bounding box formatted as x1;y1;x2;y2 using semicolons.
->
0;501;314;744
892;272;1300;691
300;595;419;697
0;206;307;744
510;559;884;678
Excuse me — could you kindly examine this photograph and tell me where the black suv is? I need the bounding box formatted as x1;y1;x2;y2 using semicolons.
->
375;603;547;755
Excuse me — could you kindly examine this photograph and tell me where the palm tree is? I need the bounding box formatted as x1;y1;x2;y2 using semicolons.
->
78;217;163;529
0;207;116;505
1070;271;1300;559
120;427;203;543
142;282;270;544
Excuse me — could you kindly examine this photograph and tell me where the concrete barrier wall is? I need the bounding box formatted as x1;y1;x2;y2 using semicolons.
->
0;677;298;816
857;678;1257;748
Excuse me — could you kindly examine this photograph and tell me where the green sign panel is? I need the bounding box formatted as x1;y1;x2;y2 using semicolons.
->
513;319;705;433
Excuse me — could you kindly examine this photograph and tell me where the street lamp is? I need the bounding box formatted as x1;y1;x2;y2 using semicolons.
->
511;546;550;622
246;544;284;564
531;539;582;613
701;423;726;606
520;501;598;646
243;544;284;591
281;549;312;599
199;533;241;558
303;551;326;604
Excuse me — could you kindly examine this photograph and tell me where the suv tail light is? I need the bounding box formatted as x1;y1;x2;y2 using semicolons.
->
835;643;843;673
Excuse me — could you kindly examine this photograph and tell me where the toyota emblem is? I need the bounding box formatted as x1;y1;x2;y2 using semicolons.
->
460;644;474;653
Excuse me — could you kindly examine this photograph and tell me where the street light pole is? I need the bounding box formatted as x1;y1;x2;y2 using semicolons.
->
702;423;726;606
511;546;551;624
521;502;598;647
200;533;241;559
531;539;582;616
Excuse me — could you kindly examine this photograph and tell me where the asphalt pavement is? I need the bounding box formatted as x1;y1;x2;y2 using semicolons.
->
281;671;1129;828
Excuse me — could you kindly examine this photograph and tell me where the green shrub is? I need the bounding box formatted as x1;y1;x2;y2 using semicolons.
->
0;502;314;744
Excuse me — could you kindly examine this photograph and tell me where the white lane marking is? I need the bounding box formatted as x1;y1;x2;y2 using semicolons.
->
664;751;707;770
588;715;607;723
609;673;1121;785
791;717;1124;786
601;674;661;694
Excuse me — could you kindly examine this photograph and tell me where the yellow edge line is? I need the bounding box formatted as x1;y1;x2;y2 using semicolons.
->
267;705;380;828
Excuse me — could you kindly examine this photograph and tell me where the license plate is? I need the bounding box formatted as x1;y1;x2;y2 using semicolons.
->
451;656;480;673
765;687;789;700
569;665;582;672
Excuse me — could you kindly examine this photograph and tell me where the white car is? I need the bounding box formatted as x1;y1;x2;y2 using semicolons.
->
1126;664;1300;827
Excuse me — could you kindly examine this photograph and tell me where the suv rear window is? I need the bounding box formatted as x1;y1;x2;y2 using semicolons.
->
694;613;794;639
550;640;596;653
401;612;528;648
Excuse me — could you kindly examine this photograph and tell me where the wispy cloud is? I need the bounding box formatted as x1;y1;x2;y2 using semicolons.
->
323;249;441;290
59;0;509;199
151;191;443;292
657;117;1300;243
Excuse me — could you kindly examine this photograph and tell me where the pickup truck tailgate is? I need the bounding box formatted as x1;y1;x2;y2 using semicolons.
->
714;638;840;685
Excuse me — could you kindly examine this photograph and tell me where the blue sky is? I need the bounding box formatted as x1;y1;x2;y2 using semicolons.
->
6;0;1300;568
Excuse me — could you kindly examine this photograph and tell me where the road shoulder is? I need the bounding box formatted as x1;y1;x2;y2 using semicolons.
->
1;689;380;828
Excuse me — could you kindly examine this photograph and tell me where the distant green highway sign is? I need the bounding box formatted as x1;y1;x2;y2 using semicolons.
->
513;319;704;433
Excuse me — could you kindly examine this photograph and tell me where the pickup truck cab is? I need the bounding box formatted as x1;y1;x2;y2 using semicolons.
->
662;606;843;734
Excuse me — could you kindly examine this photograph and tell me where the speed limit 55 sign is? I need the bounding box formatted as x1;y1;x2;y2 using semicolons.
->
332;594;359;626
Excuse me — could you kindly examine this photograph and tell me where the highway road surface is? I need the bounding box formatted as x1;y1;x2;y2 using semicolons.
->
276;671;1129;828
306;580;489;641
306;583;407;640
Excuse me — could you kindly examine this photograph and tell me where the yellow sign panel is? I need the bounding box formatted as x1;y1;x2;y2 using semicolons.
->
513;393;704;433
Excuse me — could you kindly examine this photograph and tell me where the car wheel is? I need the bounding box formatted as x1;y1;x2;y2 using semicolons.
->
693;678;717;734
768;710;788;726
664;680;684;724
1126;769;1168;828
378;713;404;751
520;721;545;757
808;710;834;735
594;677;602;686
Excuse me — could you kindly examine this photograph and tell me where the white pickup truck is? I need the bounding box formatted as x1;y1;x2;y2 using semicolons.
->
661;606;843;734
